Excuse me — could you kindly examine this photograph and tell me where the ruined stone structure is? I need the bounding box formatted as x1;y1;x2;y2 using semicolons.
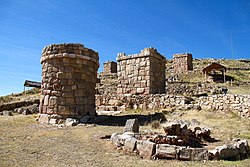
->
96;61;118;95
111;122;249;161
103;61;117;74
39;43;99;120
116;48;166;95
96;94;250;118
173;53;193;73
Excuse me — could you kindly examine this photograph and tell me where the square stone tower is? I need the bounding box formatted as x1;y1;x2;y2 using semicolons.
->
173;53;193;73
116;47;166;95
103;61;117;74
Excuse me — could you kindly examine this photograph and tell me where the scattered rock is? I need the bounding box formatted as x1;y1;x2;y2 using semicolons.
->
208;149;219;160
110;133;122;147
190;119;200;126
49;118;58;124
233;139;249;159
124;118;139;133
99;134;111;139
22;109;31;115
17;108;25;114
49;114;62;120
124;137;137;154
179;147;208;161
27;104;39;114
193;104;202;110
154;144;179;159
163;123;181;135
111;121;249;161
136;140;156;159
110;132;135;148
65;118;79;126
3;110;13;116
195;128;211;141
14;104;39;115
37;114;49;124
216;144;240;160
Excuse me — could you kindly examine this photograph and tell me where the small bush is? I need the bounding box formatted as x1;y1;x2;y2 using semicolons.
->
150;120;161;129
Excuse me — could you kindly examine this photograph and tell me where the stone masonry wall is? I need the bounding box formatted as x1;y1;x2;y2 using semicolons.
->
166;82;221;95
96;61;118;95
103;61;117;73
40;43;99;119
96;94;250;118
197;94;250;118
173;53;193;73
116;47;166;95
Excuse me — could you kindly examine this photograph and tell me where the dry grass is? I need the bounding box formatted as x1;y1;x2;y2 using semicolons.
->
0;110;249;167
168;109;250;144
0;88;40;105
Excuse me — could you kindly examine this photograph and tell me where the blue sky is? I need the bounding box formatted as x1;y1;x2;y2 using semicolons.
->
0;0;250;96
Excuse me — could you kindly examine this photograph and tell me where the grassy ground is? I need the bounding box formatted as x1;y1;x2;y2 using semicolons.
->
174;59;250;84
0;88;40;105
0;110;249;167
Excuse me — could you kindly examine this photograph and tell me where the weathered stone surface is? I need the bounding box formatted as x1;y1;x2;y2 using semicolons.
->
110;133;122;147
39;43;99;119
234;139;249;159
65;118;79;126
136;140;156;159
96;94;250;118
103;61;117;74
49;118;58;124
110;132;135;148
124;118;139;133
191;148;209;161
154;144;179;159
163;123;181;135
208;149;219;160
179;147;208;161
173;53;193;73
22;109;31;115
2;110;13;116
38;114;49;124
116;47;166;95
124;137;137;154
0;99;39;112
215;144;240;160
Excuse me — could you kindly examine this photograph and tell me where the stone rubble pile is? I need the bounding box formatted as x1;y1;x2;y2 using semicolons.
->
0;103;39;116
0;98;39;112
208;139;250;161
111;119;249;161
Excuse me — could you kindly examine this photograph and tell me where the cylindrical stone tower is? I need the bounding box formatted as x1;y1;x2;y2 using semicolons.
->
39;43;99;119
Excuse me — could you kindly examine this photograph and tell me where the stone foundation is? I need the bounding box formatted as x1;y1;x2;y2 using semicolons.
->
111;120;249;161
96;94;250;118
39;43;99;120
